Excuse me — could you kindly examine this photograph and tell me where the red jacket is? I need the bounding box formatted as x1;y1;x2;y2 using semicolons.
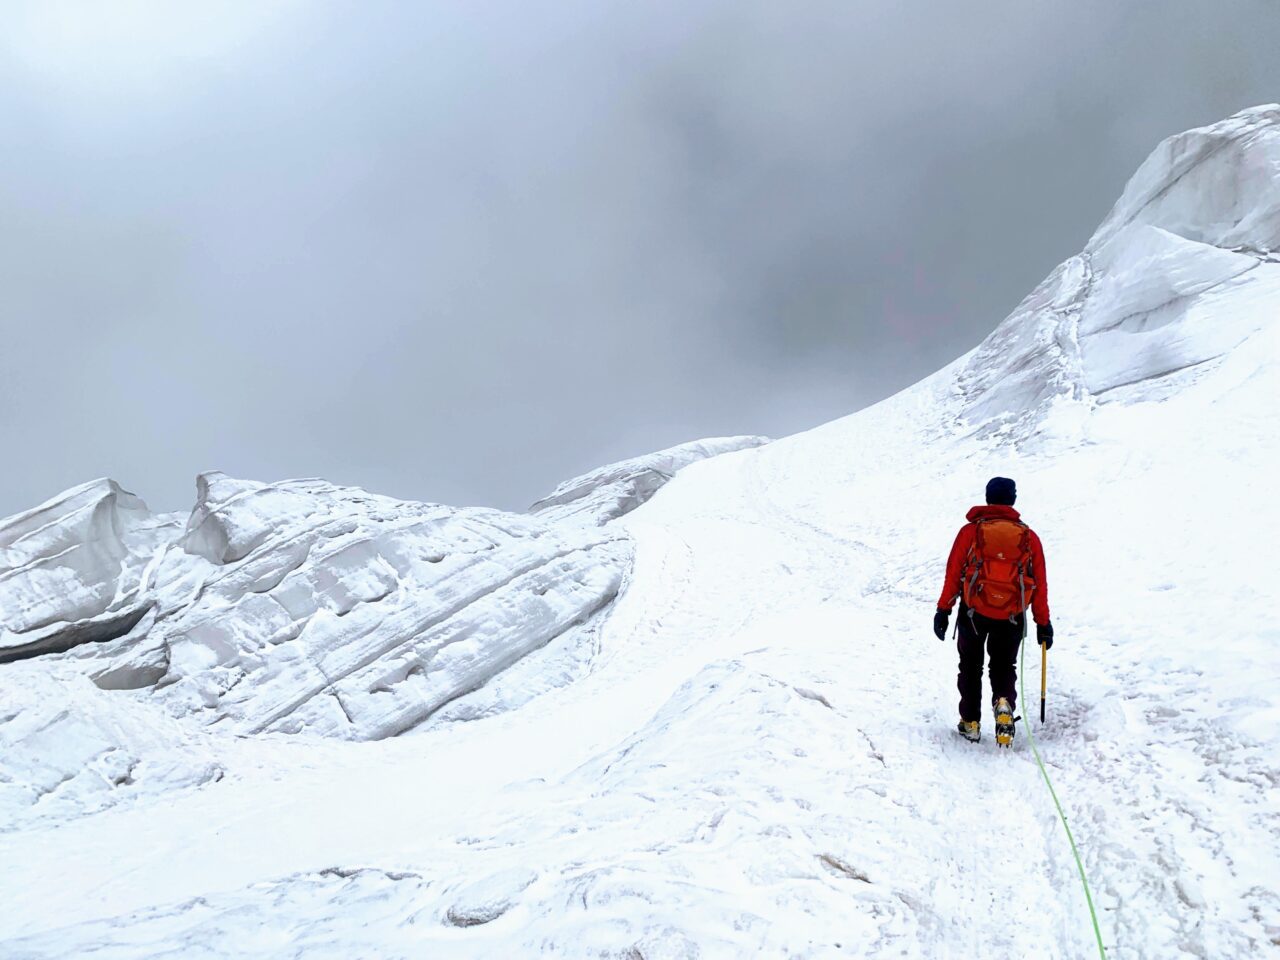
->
937;505;1050;625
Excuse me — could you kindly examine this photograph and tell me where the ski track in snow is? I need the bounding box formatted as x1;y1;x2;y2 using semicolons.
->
3;106;1280;958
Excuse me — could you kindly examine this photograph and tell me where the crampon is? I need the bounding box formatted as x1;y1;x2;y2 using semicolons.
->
994;697;1020;748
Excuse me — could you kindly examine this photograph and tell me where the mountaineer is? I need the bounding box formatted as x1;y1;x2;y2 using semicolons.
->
933;477;1053;746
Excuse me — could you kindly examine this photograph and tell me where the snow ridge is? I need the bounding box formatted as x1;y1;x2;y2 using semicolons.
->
958;104;1280;438
530;435;770;525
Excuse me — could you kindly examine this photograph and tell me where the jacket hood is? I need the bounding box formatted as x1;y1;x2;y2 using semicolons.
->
966;504;1022;523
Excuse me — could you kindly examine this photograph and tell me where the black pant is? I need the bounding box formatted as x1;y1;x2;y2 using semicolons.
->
956;604;1024;722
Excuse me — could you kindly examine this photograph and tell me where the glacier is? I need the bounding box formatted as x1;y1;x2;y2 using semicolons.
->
1;106;1278;958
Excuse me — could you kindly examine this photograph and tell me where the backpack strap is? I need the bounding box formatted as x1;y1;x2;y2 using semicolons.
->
1012;523;1032;621
1013;521;1030;567
962;520;984;606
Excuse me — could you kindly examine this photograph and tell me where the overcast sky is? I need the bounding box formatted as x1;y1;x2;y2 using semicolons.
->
2;1;1278;517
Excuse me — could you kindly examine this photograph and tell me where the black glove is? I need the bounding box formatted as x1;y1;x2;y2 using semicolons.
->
933;609;950;641
1037;622;1054;650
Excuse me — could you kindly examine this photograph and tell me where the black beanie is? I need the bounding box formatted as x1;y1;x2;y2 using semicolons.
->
986;477;1017;506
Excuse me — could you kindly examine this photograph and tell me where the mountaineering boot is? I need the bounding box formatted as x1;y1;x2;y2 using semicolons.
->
994;697;1015;748
956;719;980;743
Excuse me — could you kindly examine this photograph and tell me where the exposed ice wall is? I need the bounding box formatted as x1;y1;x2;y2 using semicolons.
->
957;104;1280;433
0;480;185;663
141;474;632;739
1089;104;1280;253
0;470;642;740
0;431;765;742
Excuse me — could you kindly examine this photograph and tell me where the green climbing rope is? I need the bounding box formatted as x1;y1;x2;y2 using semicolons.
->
1019;634;1109;959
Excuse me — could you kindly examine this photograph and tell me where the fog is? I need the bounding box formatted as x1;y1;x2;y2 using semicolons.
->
2;1;1278;516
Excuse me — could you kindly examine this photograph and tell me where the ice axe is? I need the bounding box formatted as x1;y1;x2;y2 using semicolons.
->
1040;641;1047;723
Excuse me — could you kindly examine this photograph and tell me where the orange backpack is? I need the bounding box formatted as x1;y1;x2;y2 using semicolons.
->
963;518;1036;621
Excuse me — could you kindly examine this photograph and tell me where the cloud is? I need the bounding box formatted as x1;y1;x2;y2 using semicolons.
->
1;1;1277;516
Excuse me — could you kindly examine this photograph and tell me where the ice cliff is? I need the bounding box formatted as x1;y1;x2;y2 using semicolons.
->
0;480;184;663
0;438;763;742
958;104;1280;435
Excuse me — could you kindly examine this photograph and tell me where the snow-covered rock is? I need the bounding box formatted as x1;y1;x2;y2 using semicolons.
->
530;435;770;525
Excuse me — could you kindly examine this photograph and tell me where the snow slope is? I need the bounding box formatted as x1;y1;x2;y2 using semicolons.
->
530;436;770;525
2;106;1279;958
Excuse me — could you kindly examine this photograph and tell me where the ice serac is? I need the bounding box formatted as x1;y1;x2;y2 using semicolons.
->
529;436;770;525
958;104;1280;434
141;474;632;740
0;480;184;664
1089;103;1280;253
